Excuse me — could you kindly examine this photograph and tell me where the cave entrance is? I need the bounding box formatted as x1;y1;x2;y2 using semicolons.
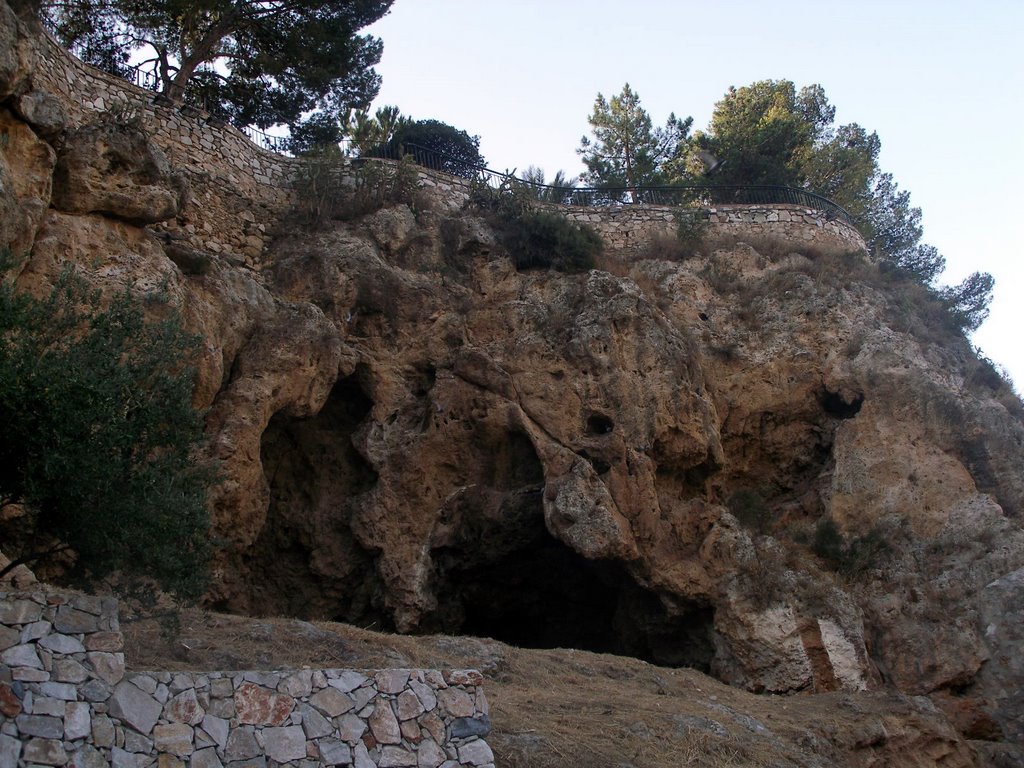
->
456;537;629;655
247;373;383;622
436;533;715;669
425;430;715;669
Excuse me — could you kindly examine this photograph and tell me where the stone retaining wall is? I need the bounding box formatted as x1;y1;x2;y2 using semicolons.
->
562;203;866;257
0;593;493;768
27;34;299;267
25;31;866;267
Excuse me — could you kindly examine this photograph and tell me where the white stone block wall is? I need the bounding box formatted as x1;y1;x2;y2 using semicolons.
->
0;593;493;768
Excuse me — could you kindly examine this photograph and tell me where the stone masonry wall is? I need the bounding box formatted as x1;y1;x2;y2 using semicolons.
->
0;593;494;768
415;171;866;256
561;203;866;257
27;34;299;268
25;30;866;268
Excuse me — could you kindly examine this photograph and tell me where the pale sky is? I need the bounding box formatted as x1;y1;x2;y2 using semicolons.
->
365;1;1024;387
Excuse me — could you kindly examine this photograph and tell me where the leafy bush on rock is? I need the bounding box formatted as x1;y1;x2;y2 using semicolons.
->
0;255;212;598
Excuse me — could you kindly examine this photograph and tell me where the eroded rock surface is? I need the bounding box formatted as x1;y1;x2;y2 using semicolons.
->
3;17;1024;757
52;120;188;224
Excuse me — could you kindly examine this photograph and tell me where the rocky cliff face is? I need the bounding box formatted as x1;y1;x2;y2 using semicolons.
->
4;5;1024;762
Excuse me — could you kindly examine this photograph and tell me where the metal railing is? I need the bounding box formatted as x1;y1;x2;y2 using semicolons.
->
52;34;855;225
242;126;292;154
350;141;856;226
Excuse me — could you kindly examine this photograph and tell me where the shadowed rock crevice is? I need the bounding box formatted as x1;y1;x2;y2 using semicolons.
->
245;374;383;621
820;389;864;420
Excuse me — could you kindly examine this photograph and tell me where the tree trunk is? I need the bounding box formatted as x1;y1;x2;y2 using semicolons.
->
0;544;69;580
158;14;237;105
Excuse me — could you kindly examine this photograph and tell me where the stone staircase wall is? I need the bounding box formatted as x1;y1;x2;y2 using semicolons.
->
0;592;493;768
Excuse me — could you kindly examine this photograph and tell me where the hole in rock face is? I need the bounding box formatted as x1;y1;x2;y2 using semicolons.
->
586;413;615;435
820;390;863;419
247;374;384;623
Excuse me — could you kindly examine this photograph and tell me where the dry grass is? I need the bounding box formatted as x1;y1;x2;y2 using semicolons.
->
118;607;977;768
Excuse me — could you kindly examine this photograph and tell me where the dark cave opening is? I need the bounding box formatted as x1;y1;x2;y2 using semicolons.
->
424;428;715;669
820;390;864;419
454;538;629;654
447;540;716;670
586;412;616;435
249;373;382;621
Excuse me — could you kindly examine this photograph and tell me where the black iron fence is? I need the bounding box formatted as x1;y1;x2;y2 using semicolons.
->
53;35;855;225
349;141;856;226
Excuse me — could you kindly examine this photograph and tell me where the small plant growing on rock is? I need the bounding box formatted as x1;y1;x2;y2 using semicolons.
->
812;518;890;578
470;176;602;273
99;98;147;131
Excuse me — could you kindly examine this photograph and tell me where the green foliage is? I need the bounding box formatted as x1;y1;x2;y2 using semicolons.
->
345;105;411;154
0;258;212;598
801;122;880;222
727;488;771;534
293;151;419;223
578;83;694;195
698;78;993;330
940;271;995;333
41;0;392;130
373;119;485;178
702;80;834;187
812;518;889;578
866;173;947;284
471;178;601;272
674;208;709;250
503;209;602;272
702;81;932;271
286;112;347;155
520;166;578;204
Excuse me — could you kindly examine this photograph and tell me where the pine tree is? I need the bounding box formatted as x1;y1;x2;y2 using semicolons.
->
41;0;393;130
577;84;692;199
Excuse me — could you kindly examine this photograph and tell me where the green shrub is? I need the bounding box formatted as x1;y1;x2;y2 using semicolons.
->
503;209;601;272
812;518;889;578
728;488;771;534
470;177;602;273
675;208;709;250
0;257;213;598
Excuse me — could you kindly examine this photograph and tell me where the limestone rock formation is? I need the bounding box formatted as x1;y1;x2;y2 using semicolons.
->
4;9;1024;760
0;0;33;102
52;120;189;224
0;106;54;261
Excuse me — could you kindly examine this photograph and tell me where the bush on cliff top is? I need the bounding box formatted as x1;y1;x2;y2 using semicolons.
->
0;255;212;598
470;178;602;273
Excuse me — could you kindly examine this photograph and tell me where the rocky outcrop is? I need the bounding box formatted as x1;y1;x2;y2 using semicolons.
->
52;120;188;224
0;0;33;102
3;7;1024;758
0;106;54;262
